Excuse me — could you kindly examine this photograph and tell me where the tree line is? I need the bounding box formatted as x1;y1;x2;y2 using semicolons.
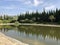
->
0;8;60;24
18;9;60;24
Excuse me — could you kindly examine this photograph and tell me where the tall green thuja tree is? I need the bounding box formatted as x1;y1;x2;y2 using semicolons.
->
55;9;60;23
35;10;39;22
25;11;29;19
0;15;2;20
40;9;47;22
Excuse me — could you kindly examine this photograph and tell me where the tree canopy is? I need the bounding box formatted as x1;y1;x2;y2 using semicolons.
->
17;9;60;24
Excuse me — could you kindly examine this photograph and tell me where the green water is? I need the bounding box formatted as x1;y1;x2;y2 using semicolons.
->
0;25;60;45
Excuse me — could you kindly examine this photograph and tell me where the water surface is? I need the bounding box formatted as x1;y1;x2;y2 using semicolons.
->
0;25;60;45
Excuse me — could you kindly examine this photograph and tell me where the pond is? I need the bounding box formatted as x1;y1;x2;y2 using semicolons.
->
0;25;60;45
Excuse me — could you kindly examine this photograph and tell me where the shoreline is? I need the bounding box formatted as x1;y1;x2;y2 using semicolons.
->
20;23;60;27
0;23;60;27
0;32;28;45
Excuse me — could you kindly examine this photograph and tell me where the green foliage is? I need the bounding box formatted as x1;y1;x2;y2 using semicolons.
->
0;20;11;23
17;9;60;24
2;20;11;23
49;15;55;22
14;21;20;26
0;20;3;23
0;15;18;23
0;8;60;24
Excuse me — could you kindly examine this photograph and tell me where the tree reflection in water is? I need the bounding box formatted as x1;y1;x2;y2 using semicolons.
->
18;26;60;41
0;25;60;44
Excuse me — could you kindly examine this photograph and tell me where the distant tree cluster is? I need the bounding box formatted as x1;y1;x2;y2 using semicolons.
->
0;8;60;24
0;15;15;23
0;15;13;20
18;9;60;24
